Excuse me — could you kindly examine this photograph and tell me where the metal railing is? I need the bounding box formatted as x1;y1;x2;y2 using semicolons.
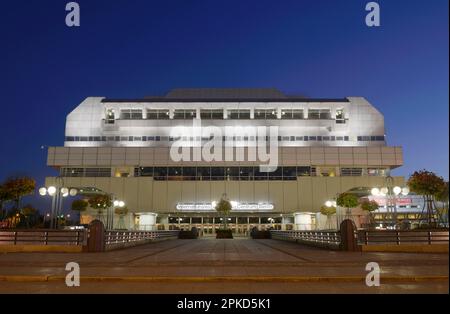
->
358;230;449;245
0;229;87;246
105;230;179;245
270;230;341;245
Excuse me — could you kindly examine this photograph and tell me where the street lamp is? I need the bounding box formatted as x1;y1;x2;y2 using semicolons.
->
108;197;125;230
371;177;409;227
324;200;338;229
39;182;77;229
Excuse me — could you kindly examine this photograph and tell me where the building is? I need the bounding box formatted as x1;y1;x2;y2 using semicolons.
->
45;88;405;232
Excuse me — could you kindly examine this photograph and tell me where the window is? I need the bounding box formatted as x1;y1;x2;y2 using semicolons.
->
281;109;304;119
297;167;309;176
183;167;196;180
283;167;297;180
200;109;223;119
268;167;283;180
135;167;153;177
168;167;182;179
120;109;142;120
105;109;115;124
147;109;170;120
239;167;254;181
60;168;111;177
336;109;345;124
211;167;224;180
254;168;268;180
153;167;167;180
308;109;331;120
238;217;248;224
173;109;196;120
358;135;384;141
340;168;363;176
319;167;336;177
225;167;240;180
132;166;320;181
368;168;386;176
196;167;211;181
227;109;250;119
254;109;277;119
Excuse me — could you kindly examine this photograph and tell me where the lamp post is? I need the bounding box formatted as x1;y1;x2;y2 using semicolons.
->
108;198;125;230
370;176;409;227
39;180;77;229
324;200;338;229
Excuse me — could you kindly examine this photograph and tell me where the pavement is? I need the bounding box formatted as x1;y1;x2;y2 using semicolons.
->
0;238;448;293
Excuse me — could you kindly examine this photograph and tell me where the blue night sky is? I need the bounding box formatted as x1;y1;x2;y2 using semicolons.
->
0;0;448;211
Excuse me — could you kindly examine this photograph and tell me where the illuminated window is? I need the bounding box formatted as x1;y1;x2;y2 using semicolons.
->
105;109;115;124
308;109;331;119
146;109;170;119
255;109;277;119
281;109;304;119
227;109;250;119
120;109;142;119
200;109;223;119
336;109;345;124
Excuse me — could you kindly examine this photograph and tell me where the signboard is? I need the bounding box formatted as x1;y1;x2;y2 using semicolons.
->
369;196;412;206
176;202;274;212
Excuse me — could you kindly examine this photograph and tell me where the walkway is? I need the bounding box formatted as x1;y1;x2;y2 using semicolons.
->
0;238;448;293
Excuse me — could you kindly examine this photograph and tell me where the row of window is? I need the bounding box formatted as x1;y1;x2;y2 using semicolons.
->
134;166;316;180
65;135;384;142
60;166;386;179
114;108;341;121
168;217;283;224
60;168;111;177
357;136;385;141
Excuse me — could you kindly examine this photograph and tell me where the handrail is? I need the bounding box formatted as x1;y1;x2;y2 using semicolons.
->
270;230;341;245
104;230;179;245
0;229;87;246
358;230;449;245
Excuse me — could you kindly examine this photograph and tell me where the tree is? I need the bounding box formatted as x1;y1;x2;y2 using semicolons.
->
71;199;88;224
337;193;359;217
320;205;336;229
114;206;128;216
407;170;446;225
3;177;35;211
0;184;13;220
434;181;449;225
359;199;379;226
88;194;112;221
20;204;38;228
215;195;232;230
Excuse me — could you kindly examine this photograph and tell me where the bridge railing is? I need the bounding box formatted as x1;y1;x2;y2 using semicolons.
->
105;230;179;245
270;230;341;249
0;229;87;246
358;230;449;245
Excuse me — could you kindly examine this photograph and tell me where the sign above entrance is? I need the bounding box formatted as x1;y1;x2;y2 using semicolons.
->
176;202;274;212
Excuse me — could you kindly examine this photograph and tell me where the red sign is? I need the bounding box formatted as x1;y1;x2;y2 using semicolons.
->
369;196;412;206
